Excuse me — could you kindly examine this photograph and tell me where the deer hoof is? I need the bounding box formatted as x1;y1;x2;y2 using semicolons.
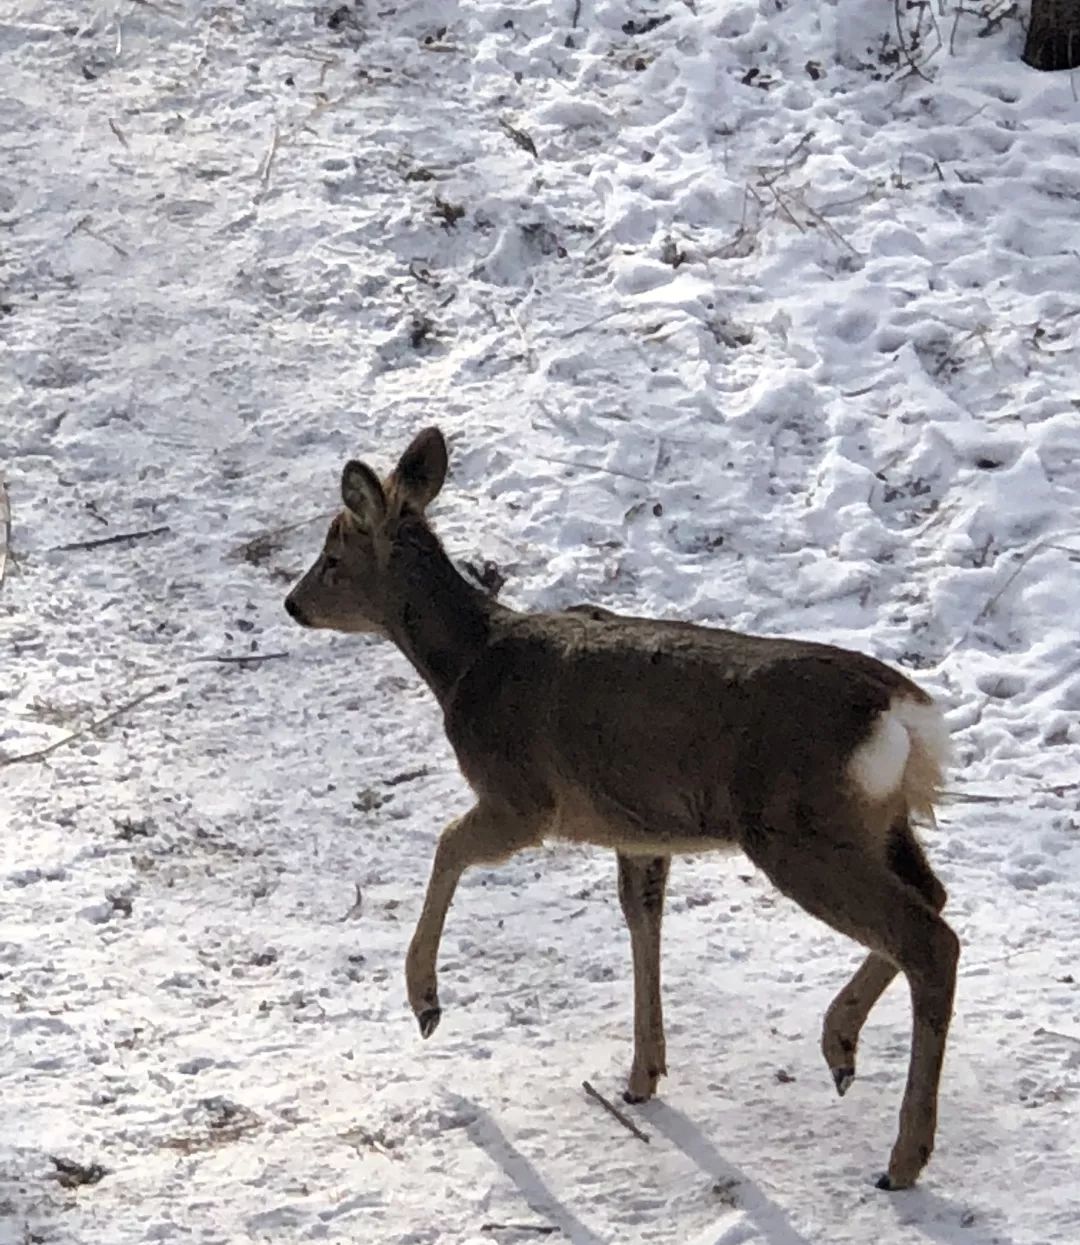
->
831;1066;855;1097
417;1006;441;1038
875;1171;916;1192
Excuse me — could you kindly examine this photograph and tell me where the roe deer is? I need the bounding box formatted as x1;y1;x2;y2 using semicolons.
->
284;426;957;1190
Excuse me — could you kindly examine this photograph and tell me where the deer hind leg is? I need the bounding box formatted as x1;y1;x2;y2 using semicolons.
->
616;853;671;1104
744;816;958;1191
405;801;543;1039
822;817;948;1096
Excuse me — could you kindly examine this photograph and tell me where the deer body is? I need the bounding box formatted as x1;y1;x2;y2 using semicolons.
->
285;428;958;1191
447;608;931;854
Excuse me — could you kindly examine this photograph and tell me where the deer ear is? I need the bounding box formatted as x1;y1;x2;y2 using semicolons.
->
392;426;448;511
341;460;386;526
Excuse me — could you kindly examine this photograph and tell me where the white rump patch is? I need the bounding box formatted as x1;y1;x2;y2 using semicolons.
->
847;697;950;804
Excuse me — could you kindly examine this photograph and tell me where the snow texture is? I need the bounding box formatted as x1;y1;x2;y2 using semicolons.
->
2;0;1079;1242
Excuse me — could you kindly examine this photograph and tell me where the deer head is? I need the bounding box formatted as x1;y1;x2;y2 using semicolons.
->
284;426;449;633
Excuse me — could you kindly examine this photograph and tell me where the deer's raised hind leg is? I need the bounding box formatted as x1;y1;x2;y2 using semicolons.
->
745;821;958;1190
616;853;670;1103
406;802;542;1038
822;818;948;1097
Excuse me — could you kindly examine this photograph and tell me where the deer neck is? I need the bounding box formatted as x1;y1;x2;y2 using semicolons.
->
383;521;501;707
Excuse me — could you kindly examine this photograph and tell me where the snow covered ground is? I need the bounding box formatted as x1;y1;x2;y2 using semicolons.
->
2;0;1079;1241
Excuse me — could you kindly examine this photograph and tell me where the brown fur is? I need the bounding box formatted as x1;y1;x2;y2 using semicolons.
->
285;427;959;1190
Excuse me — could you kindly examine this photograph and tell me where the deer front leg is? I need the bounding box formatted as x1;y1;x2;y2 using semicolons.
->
616;853;671;1103
406;802;542;1038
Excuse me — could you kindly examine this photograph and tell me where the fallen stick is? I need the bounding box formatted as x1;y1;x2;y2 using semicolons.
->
581;1080;650;1144
50;525;170;552
0;685;166;768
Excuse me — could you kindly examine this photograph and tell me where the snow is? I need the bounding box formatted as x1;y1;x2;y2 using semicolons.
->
1;0;1079;1241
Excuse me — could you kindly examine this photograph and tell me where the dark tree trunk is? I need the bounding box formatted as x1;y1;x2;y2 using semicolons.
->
1023;0;1080;70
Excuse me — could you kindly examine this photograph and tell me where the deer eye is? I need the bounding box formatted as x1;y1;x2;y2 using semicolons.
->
323;553;340;572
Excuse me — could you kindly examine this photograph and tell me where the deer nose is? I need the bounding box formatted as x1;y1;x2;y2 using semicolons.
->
284;596;307;625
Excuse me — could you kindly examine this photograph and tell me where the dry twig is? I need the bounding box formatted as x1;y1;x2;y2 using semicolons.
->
50;524;170;552
553;309;625;340
499;118;539;159
581;1080;650;1144
894;0;933;81
191;651;289;667
340;883;363;921
0;685;166;769
480;1225;557;1237
70;215;130;258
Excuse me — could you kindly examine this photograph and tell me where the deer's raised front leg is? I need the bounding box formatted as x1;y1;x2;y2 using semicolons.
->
617;853;671;1103
406;801;543;1037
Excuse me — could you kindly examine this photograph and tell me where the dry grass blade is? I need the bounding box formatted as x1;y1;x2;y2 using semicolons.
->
131;0;184;19
535;453;651;484
946;532;1080;656
0;476;10;589
0;685;167;769
765;184;805;233
944;789;1011;804
581;1080;650;1143
258;121;281;187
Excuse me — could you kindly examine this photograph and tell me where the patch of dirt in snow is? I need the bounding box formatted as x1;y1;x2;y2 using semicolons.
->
2;0;1079;1242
